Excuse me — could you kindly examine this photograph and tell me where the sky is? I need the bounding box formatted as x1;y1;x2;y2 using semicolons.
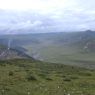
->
0;0;95;34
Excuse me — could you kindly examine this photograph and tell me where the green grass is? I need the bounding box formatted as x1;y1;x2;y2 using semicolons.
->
23;44;95;69
0;59;95;95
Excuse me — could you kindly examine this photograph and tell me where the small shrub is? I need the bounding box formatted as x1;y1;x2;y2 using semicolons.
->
46;77;53;81
63;78;71;82
62;75;66;78
38;73;46;78
85;73;92;76
0;64;6;66
70;76;79;79
9;71;14;76
27;75;37;81
79;72;92;76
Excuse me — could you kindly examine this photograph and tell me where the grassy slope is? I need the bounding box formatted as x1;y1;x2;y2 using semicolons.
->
0;59;95;95
24;44;95;69
15;32;95;69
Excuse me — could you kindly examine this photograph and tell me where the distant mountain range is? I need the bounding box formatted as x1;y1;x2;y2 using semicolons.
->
0;31;95;67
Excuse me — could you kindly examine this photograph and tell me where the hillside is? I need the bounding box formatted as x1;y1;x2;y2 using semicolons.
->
0;31;95;95
0;59;95;95
0;45;32;60
0;31;95;68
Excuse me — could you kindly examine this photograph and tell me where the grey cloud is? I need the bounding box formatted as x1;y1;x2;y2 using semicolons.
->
0;0;95;34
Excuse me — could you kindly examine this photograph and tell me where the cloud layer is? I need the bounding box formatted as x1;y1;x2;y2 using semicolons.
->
0;0;95;34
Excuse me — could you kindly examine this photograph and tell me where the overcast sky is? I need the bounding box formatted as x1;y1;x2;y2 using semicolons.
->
0;0;95;34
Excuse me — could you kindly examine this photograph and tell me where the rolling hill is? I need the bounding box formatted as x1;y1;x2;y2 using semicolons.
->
0;31;95;95
0;30;95;68
0;59;95;95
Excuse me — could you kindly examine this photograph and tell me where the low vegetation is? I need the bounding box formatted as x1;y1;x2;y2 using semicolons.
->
0;59;95;95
